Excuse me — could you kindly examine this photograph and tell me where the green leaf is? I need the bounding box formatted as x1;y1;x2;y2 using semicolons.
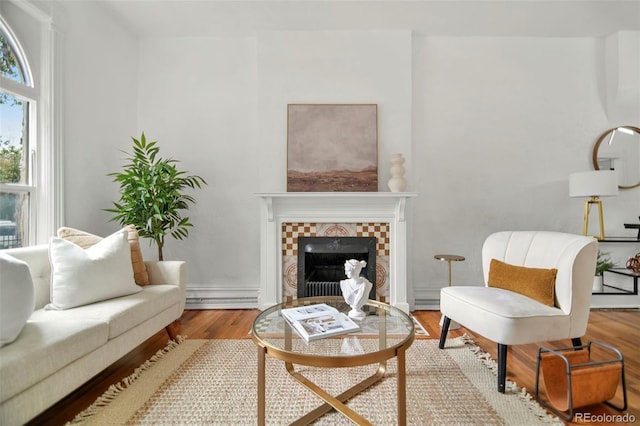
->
104;132;208;259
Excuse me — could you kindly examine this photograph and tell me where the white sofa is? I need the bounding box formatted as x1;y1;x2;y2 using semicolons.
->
0;242;186;426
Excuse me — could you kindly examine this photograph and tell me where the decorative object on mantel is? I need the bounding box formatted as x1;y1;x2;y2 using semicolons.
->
340;259;373;320
627;253;640;273
286;104;378;192
106;133;207;260
387;153;407;192
569;170;619;240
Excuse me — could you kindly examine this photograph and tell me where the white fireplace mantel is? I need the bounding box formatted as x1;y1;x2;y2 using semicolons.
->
255;192;417;312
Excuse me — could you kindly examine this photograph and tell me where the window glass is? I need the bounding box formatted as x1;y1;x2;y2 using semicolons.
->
0;92;28;185
0;31;26;83
0;21;32;248
0;192;28;249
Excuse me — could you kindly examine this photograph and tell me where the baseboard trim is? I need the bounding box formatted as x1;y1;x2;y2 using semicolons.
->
413;287;442;311
185;287;258;309
413;298;441;311
185;287;444;311
185;285;639;310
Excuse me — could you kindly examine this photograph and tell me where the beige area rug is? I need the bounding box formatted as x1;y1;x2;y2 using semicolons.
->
70;337;561;425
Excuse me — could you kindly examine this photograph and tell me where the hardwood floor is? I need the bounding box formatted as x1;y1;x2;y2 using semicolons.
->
28;309;638;425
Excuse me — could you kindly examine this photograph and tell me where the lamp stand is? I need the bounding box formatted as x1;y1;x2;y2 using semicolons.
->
583;196;605;240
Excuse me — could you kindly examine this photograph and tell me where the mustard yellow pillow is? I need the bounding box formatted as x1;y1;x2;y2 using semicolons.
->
57;226;149;286
487;259;557;307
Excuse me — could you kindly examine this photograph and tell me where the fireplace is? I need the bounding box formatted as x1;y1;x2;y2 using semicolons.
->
297;237;376;299
256;192;416;313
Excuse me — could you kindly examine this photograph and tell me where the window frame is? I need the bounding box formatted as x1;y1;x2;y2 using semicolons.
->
0;1;62;246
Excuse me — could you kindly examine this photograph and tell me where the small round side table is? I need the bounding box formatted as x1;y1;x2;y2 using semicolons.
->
434;254;465;286
434;254;465;330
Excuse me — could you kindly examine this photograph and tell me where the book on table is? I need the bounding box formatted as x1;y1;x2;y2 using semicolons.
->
281;303;361;342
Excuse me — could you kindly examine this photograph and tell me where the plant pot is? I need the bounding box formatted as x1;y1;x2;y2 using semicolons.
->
593;275;603;292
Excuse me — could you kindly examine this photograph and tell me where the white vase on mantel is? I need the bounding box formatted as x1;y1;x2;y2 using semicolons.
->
387;153;407;192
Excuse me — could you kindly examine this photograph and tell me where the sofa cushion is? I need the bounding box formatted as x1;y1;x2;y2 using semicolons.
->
0;253;35;347
0;245;51;310
488;258;557;307
0;319;108;402
48;229;142;310
30;285;179;339
57;225;149;285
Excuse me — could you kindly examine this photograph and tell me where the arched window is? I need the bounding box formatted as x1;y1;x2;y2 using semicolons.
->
0;5;59;248
0;17;34;248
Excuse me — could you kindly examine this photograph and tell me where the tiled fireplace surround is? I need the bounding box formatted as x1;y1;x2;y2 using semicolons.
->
257;193;416;313
283;222;389;299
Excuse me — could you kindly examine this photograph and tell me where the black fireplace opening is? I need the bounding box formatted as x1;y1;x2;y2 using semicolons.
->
297;237;376;299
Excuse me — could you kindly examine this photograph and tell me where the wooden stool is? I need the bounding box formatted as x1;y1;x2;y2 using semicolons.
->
535;340;627;422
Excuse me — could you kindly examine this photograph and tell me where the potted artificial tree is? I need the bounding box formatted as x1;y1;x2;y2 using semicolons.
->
106;133;207;260
593;251;615;292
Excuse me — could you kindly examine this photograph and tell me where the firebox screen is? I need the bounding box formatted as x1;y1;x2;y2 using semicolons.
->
297;237;376;299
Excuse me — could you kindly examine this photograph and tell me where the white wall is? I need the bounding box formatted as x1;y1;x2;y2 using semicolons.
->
46;2;640;308
60;1;139;234
255;30;413;193
134;30;413;294
411;36;638;303
136;36;260;287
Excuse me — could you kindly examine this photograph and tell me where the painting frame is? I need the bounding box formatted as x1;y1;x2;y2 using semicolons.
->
287;104;378;192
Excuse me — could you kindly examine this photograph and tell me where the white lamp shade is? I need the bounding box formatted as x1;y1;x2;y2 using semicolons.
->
569;170;619;197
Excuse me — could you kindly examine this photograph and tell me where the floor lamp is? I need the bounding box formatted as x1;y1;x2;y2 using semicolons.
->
569;171;619;240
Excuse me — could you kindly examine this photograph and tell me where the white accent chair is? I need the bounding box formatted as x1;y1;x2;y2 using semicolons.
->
438;231;598;392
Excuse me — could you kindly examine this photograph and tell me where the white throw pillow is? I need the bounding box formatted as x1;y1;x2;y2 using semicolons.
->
0;252;35;347
47;228;142;310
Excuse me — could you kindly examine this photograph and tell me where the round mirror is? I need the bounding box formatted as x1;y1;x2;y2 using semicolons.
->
592;125;640;190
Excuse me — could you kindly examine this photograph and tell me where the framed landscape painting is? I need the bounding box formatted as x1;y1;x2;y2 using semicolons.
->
287;104;378;192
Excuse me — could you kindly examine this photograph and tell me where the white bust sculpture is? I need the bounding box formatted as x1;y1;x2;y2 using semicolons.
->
340;259;373;320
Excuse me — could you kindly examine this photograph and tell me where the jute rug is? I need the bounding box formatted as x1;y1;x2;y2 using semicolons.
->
70;336;561;425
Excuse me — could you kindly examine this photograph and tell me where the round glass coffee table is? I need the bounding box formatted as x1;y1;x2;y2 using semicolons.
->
251;296;415;426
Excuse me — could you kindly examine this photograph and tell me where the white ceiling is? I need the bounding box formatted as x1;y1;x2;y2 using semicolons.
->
96;0;640;38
